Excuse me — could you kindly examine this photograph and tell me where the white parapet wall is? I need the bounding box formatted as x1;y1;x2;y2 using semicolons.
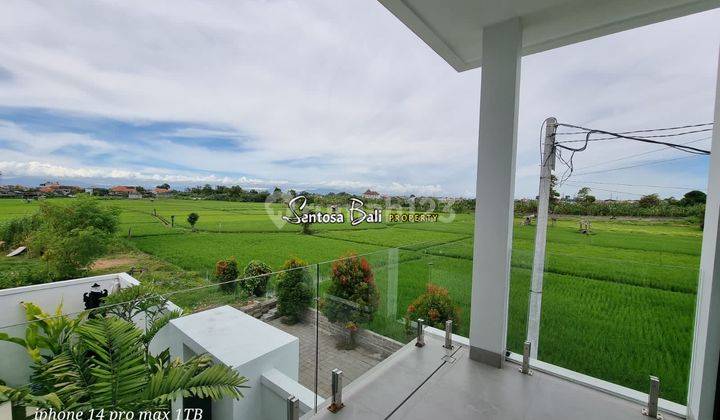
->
0;272;141;386
155;305;316;420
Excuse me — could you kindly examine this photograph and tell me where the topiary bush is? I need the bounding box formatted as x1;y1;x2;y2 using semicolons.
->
275;257;313;324
240;260;273;297
214;258;239;294
405;284;460;332
322;254;379;327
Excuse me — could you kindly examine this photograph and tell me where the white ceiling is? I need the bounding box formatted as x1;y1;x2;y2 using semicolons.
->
378;0;720;71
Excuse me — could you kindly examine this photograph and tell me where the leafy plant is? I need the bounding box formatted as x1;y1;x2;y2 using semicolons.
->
214;258;239;294
0;380;61;420
240;260;272;297
0;304;247;414
100;284;182;350
405;284;460;332
275;258;313;324
322;254;379;327
0;214;41;248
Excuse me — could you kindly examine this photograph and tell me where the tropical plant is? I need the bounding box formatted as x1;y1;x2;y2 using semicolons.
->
187;212;199;231
275;258;313;324
101;283;167;322
0;380;61;420
405;284;460;332
214;258;239;294
240;260;273;297
100;284;182;351
0;304;247;415
322;254;379;327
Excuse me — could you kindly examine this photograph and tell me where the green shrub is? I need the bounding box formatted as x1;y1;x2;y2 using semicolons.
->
187;212;199;230
214;258;239;294
275;258;313;324
322;254;379;327
240;260;273;296
22;198;121;280
0;214;41;248
405;284;460;332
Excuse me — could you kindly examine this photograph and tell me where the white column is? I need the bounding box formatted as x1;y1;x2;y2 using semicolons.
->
469;17;522;367
688;48;720;420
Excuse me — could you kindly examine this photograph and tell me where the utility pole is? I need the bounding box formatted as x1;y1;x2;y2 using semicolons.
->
527;117;556;359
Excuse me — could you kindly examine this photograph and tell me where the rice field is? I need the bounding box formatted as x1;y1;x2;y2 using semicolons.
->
0;198;703;403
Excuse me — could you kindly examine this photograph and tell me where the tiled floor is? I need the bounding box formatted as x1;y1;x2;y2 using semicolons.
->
309;335;684;420
267;317;386;398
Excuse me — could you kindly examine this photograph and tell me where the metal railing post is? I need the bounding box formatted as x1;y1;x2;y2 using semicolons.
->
328;368;344;413
415;318;425;347
444;320;453;349
519;341;533;375
287;395;300;420
642;376;662;419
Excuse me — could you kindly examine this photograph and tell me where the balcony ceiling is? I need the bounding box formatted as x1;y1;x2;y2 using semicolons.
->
378;0;720;71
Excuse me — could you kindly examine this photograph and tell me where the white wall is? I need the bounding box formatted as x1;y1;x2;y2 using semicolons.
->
0;273;139;386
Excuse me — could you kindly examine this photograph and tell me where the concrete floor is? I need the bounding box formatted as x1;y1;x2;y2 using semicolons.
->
309;335;683;420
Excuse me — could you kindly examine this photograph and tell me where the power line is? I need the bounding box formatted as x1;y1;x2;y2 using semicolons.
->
571;155;704;177
555;122;714;136
576;136;711;171
555;128;714;144
555;123;712;154
566;180;704;191
562;182;644;197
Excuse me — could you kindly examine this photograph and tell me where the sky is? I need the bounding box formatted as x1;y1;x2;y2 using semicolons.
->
0;1;718;199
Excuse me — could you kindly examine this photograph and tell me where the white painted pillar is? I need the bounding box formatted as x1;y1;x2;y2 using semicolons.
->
469;17;522;368
688;48;720;420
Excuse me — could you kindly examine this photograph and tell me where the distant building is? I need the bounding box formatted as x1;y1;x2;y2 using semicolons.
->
153;187;172;197
362;189;380;199
38;182;80;196
110;186;139;197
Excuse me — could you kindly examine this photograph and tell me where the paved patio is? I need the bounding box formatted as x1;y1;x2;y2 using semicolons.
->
267;317;387;398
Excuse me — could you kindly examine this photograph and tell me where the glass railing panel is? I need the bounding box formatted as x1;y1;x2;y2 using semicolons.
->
528;217;700;405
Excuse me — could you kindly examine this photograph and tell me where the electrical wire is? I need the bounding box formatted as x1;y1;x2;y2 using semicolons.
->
571;155;702;177
566;180;705;191
555;128;713;144
577;136;711;171
555;124;711;154
554;122;714;136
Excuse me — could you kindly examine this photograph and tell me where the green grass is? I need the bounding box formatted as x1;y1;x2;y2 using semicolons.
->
0;197;704;403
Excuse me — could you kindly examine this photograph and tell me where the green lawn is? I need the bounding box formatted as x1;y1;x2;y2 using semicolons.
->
0;197;703;403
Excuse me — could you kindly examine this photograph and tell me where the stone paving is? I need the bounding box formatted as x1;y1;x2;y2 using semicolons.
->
267;317;387;398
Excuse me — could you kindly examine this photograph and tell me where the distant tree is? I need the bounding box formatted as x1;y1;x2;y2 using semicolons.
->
135;186;146;193
271;186;283;203
638;194;661;208
549;175;561;205
288;189;297;198
664;196;679;205
575;187;596;204
681;190;706;206
26;197;120;279
187;212;200;230
156;183;170;190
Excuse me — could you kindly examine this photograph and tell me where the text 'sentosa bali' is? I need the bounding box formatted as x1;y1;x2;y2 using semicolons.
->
282;195;381;226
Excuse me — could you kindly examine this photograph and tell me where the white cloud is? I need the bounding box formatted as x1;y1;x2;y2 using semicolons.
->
0;1;717;198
